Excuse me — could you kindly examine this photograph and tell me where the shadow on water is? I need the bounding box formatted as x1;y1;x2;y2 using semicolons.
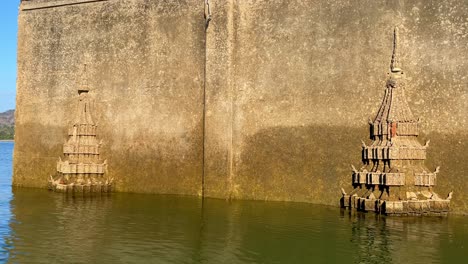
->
1;142;467;263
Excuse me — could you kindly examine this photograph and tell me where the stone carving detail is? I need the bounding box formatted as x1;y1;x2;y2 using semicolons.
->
49;65;112;194
341;28;451;216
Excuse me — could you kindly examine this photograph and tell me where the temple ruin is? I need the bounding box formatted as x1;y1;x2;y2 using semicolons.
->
341;28;452;216
49;65;111;194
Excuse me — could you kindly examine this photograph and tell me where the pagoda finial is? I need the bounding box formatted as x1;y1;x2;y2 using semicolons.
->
390;27;402;73
78;63;89;94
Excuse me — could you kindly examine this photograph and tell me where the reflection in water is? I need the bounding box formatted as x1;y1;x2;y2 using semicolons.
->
342;210;468;264
7;189;204;263
347;212;392;263
3;189;468;263
0;140;467;263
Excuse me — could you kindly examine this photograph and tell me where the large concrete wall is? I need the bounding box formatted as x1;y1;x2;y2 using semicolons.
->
14;0;468;213
14;0;206;195
204;0;468;213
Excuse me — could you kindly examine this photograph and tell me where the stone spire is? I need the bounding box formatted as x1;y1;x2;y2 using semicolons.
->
76;64;94;126
390;27;402;73
372;27;416;139
79;63;90;94
340;28;451;216
49;64;112;194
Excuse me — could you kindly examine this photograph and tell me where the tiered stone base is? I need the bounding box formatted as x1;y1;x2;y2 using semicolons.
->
48;182;112;195
341;195;450;216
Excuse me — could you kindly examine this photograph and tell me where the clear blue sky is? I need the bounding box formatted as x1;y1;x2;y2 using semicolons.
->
0;0;20;112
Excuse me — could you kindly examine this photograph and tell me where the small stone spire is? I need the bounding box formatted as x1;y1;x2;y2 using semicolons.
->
49;63;111;194
390;27;402;73
76;64;94;125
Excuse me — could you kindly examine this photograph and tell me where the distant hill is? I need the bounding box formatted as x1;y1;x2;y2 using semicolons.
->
0;109;15;140
0;109;14;126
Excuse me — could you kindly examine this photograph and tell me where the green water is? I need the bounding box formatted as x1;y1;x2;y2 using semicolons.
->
1;142;467;263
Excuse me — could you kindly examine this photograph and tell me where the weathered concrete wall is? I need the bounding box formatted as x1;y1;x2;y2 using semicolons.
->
15;0;468;213
14;0;206;195
204;0;468;213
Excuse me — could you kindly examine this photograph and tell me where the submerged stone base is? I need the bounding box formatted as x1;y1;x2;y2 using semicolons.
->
341;195;450;216
48;181;112;195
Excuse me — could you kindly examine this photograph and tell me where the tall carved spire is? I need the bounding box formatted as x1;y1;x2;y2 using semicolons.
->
373;27;415;132
340;28;451;216
390;27;402;73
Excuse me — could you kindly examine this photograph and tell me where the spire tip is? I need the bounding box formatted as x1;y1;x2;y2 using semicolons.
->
391;26;402;73
79;63;90;94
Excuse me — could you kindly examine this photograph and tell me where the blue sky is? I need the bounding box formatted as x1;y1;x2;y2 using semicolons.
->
0;0;20;112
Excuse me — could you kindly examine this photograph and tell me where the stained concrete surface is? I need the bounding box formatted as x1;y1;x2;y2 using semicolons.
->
14;0;468;213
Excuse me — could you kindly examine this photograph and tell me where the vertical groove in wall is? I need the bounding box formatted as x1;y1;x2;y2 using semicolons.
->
202;5;207;199
227;0;235;199
202;0;211;198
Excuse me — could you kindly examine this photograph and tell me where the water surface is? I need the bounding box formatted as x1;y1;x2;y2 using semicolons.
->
0;142;467;263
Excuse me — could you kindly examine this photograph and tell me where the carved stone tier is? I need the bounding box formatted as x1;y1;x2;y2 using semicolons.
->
414;172;437;187
370;121;419;137
57;161;106;174
67;124;97;136
362;145;426;160
340;27;451;216
353;171;406;186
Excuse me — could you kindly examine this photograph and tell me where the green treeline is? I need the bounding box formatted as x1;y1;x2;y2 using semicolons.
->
0;125;14;140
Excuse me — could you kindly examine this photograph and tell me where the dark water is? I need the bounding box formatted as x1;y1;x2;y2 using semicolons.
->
0;142;467;263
